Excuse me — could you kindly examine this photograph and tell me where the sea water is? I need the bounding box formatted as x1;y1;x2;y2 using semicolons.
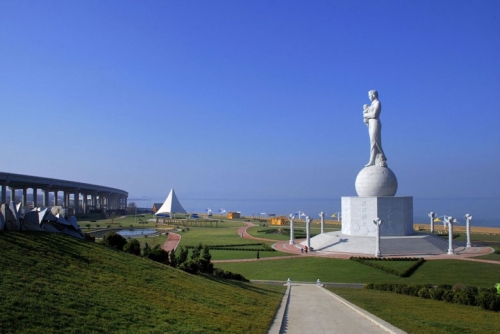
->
178;197;500;228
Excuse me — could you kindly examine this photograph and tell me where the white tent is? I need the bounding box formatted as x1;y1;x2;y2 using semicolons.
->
155;188;187;216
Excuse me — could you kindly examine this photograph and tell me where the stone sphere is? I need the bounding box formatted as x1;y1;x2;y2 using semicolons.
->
355;166;398;197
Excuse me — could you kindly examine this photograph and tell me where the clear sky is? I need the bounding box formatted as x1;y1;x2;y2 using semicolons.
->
1;1;499;212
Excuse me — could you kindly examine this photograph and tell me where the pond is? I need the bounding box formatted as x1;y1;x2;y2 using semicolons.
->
117;229;158;237
89;228;158;238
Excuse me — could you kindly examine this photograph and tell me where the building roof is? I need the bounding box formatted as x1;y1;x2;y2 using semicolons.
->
155;188;187;215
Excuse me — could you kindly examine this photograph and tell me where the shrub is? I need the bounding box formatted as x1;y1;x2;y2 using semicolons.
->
453;290;477;305
148;245;169;265
430;288;446;301
418;288;431;299
84;233;95;242
123;239;141;256
477;291;500;311
179;259;200;274
102;232;127;251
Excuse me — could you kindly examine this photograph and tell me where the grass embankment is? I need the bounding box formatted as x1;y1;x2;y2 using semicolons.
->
0;232;284;334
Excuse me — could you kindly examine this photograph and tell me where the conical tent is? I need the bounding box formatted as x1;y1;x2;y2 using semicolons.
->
155;188;187;216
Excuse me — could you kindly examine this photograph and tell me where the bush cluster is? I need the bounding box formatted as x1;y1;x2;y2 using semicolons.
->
100;232;247;281
350;257;425;277
365;283;500;311
213;268;248;281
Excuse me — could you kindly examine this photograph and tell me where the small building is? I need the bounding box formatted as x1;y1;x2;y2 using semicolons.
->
152;203;163;214
227;212;241;219
270;216;289;225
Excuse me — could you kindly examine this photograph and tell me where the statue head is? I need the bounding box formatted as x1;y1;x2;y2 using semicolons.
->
368;90;378;100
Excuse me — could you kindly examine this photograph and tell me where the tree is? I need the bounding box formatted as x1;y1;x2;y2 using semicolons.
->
123;239;141;256
191;243;203;260
142;242;151;257
200;245;213;273
177;246;188;266
169;248;177;267
102;232;127;251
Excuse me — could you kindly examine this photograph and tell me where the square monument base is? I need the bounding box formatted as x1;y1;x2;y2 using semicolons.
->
341;196;413;236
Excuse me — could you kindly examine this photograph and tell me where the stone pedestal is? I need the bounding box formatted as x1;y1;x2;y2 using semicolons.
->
341;196;413;236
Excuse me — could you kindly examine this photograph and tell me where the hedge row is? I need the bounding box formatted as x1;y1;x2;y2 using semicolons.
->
212;268;248;281
350;257;425;277
185;243;276;252
206;247;276;252
365;283;500;312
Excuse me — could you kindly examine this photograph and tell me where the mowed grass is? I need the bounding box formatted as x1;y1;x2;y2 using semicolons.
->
173;223;293;260
215;257;500;286
329;288;500;334
0;232;285;334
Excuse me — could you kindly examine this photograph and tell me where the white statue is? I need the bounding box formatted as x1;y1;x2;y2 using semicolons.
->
363;90;387;167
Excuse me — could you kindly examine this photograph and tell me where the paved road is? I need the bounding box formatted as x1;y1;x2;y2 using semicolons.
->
269;283;406;334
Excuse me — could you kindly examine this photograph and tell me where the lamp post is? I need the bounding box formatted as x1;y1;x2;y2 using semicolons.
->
446;216;455;255
428;212;436;235
465;214;472;248
374;218;382;257
288;214;295;245
319;212;325;234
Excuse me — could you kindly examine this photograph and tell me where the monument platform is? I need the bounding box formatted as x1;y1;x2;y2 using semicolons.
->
341;196;413;236
304;232;456;256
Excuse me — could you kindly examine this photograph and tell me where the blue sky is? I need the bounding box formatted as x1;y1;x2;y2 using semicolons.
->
1;1;499;212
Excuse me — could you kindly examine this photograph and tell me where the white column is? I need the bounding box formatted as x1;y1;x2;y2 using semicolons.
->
374;218;382;257
447;216;454;255
465;214;472;248
319;212;325;234
305;216;311;250
288;214;295;245
428;212;436;235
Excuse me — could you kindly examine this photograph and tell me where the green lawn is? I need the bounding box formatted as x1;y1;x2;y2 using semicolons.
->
0;231;284;334
215;257;500;287
329;288;500;334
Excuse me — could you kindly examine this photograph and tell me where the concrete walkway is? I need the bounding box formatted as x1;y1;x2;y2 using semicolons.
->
269;283;406;334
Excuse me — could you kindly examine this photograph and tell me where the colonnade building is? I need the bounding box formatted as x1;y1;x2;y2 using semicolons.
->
0;172;128;215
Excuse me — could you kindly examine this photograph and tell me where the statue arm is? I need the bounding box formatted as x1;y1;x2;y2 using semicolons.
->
363;100;381;119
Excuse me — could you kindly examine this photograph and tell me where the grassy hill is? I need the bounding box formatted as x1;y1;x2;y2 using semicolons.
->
0;232;284;333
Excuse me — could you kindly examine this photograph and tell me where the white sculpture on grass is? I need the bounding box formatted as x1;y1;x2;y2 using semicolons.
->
0;202;84;239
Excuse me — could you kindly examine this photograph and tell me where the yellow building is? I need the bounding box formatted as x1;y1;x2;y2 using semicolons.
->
227;212;241;219
270;216;289;225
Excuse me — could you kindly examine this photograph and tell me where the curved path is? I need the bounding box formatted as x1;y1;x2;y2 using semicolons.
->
161;232;181;252
222;221;499;264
